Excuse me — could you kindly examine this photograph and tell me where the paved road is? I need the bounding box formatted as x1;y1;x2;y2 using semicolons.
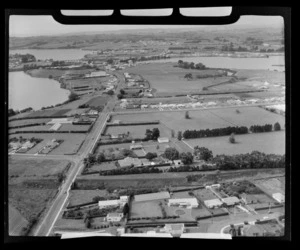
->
33;111;109;236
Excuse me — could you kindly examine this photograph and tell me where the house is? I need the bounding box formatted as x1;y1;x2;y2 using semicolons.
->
21;140;35;149
134;192;170;202
168;198;198;209
173;160;182;167
221;197;240;206
9;142;22;150
98;200;120;209
120;196;129;204
163;224;185;236
106;213;123;222
87;109;99;116
157;137;169;143
112;120;121;124
118;157;142;168
204;199;223;209
272;193;285;203
130;144;143;150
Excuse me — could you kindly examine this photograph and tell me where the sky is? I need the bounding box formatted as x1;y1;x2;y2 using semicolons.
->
9;9;284;37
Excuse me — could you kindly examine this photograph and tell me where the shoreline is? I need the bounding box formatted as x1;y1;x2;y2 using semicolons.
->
9;70;71;113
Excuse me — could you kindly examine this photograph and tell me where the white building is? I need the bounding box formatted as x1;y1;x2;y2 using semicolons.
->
98;200;120;209
106;213;123;222
157;137;169;143
272;193;285;203
163;224;185;236
168;198;198;209
173;160;183;167
204;199;223;209
221;197;240;206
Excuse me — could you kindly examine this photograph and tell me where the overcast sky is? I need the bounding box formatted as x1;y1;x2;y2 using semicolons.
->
9;10;284;37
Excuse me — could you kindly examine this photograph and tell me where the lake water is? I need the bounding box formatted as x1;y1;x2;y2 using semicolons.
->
142;55;285;71
9;49;93;61
9;71;70;111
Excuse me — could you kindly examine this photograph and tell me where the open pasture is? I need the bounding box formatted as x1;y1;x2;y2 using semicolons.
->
112;110;233;132
85;95;110;108
9;118;51;128
130;200;163;218
253;177;285;196
208;106;285;128
24;109;71;118
8;158;70;178
9;205;29;236
184;131;285;155
68;190;116;207
123;62;232;94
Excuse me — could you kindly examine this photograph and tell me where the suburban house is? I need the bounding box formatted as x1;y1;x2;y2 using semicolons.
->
157;137;169;143
118;157;142;168
134;192;170;202
173;160;183;167
9;142;22;150
163;224;185;236
221;197;240;206
87;109;99;117
272;193;285;203
106;213;124;222
204;199;223;209
168;198;199;209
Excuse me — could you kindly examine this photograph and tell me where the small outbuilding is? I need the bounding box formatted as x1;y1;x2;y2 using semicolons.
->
221;197;240;206
106;213;123;222
204;199;223;209
272;193;285;203
157;137;169;143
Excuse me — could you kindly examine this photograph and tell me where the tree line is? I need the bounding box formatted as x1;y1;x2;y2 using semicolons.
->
175;60;206;70
183;126;249;139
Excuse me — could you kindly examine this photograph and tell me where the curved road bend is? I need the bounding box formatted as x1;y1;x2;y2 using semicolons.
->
33;111;109;236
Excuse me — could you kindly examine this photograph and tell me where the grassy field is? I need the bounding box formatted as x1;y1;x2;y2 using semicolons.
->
9;184;58;221
193;188;217;201
122;62;232;94
242;194;277;209
9;204;29;236
112;111;233;132
130;200;163;218
85;96;110;108
208;106;285;128
89;161;118;172
8;158;70;178
94;143;132;155
184;131;285;155
9;133;86;155
105;124;170;139
253;177;285;196
9;118;51;128
68;190;117;207
24;109;71;118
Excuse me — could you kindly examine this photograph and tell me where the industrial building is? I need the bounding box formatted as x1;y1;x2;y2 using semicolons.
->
168;198;198;209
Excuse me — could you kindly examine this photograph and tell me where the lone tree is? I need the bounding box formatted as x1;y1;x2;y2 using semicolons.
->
229;133;236;144
171;129;175;138
177;131;182;141
194;146;213;161
96;152;106;164
145;152;158;160
117;93;123;99
185;111;190;119
120;89;125;95
236;109;240;114
164;147;180;161
274;122;281;131
68;91;78;102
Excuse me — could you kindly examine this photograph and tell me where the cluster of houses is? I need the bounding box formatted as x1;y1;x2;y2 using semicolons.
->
38;139;61;154
9;140;36;154
98;196;129;222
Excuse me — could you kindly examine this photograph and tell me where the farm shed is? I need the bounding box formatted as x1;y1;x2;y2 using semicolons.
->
168;198;198;209
98;200;120;209
272;193;285;203
157;137;169;143
204;199;223;209
134;191;170;202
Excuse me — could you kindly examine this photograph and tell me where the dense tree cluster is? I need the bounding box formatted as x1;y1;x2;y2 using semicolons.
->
179;152;194;164
274;122;281;131
194;146;213;161
145;152;158;160
249;124;272;133
163;147;180;161
176;60;206;70
145;128;160;140
212;151;285;170
100;167;162;176
183;126;248;139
